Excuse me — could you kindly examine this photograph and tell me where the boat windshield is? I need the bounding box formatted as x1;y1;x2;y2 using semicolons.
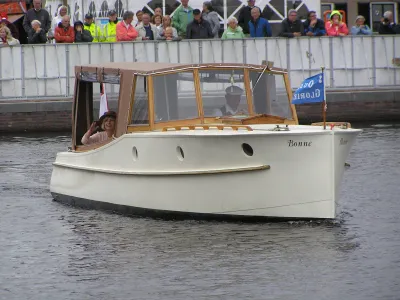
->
153;72;198;122
249;71;292;119
198;69;291;119
199;69;247;117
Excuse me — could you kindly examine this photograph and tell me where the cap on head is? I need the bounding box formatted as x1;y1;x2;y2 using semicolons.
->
108;10;117;16
355;15;364;22
85;13;93;19
193;9;201;15
225;85;244;96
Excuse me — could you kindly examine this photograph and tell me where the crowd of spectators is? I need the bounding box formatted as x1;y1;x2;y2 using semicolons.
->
1;0;400;47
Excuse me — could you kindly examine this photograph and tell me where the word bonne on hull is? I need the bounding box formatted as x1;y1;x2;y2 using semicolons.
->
288;140;312;147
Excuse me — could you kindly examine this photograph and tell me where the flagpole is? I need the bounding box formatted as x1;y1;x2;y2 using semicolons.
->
321;66;326;130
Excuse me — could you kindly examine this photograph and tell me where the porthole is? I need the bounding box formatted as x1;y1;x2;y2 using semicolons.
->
176;146;184;161
242;143;253;156
132;146;138;161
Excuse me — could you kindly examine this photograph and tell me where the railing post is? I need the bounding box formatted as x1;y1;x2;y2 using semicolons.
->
372;36;376;87
286;38;291;84
21;46;25;98
0;47;2;98
265;38;268;66
242;39;247;64
65;45;70;97
43;45;47;97
154;41;159;62
351;36;355;87
329;37;334;88
393;35;397;85
199;40;203;63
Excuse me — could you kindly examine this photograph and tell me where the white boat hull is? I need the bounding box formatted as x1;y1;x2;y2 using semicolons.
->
50;125;361;220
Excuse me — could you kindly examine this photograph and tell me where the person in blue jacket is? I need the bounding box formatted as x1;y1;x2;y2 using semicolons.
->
304;11;326;36
248;7;271;37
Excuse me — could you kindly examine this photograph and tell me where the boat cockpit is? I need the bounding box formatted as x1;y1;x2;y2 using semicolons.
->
72;62;298;151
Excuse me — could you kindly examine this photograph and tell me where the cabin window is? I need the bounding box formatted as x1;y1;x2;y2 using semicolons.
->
198;69;247;117
249;72;292;119
131;76;149;125
152;72;198;122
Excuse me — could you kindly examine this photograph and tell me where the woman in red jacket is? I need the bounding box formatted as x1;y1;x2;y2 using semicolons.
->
54;16;74;43
325;10;348;36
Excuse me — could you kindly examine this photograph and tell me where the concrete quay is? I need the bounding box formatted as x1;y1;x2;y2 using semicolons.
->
1;89;400;133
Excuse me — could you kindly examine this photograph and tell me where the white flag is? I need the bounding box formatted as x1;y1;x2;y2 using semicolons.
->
99;83;109;118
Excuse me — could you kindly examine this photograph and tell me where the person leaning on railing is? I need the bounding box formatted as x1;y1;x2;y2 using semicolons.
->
54;16;74;43
325;10;348;36
74;21;93;43
0;26;19;46
202;1;220;38
23;0;51;37
378;11;400;35
83;14;104;42
136;13;158;41
303;11;326;36
249;7;271;38
157;15;178;39
27;20;47;44
103;10;119;42
221;17;245;39
116;11;138;42
351;15;372;35
186;9;213;39
279;9;304;38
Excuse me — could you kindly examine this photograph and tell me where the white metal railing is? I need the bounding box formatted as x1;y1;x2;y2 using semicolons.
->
0;35;399;100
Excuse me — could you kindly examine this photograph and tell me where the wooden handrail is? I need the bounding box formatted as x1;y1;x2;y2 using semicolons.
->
162;124;253;132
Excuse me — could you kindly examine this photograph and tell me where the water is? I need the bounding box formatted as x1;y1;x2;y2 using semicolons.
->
1;125;400;300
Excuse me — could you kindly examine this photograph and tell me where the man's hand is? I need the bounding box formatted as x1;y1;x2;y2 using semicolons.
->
339;33;346;36
306;31;314;36
310;19;317;26
293;32;301;37
35;27;41;33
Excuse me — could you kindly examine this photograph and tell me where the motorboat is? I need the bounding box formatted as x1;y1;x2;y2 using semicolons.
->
50;62;361;220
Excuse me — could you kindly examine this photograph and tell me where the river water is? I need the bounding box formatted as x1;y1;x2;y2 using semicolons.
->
1;124;400;300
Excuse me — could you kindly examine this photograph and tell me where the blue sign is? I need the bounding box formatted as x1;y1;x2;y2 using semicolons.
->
292;73;325;105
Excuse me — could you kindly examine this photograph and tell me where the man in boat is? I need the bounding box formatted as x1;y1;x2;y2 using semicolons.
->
212;85;246;117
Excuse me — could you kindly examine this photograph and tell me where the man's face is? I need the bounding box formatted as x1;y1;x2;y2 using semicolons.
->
85;18;93;25
251;8;260;20
181;0;189;7
33;0;41;10
248;0;255;7
62;17;70;27
136;12;143;21
109;14;117;22
154;7;162;16
308;12;316;21
288;12;297;22
226;94;241;110
142;14;150;25
194;14;201;21
32;22;40;30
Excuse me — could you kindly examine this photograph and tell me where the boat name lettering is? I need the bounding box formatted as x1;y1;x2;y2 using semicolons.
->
288;140;312;147
340;138;348;145
292;89;321;101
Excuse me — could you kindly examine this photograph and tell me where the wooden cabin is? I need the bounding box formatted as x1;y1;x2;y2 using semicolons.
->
72;62;298;151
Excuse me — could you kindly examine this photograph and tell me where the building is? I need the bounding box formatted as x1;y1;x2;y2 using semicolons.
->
42;0;399;32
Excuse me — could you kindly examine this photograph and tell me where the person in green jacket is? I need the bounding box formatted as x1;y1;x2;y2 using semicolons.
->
103;10;119;42
221;17;245;39
172;0;193;38
83;13;104;42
